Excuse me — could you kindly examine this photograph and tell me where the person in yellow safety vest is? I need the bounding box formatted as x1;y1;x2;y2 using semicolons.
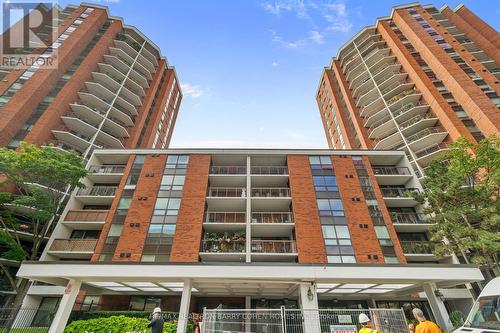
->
359;313;379;333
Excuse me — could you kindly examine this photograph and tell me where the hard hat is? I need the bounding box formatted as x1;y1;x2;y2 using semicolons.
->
153;307;162;314
359;313;371;324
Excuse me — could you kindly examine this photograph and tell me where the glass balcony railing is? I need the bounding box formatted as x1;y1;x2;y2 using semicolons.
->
390;212;427;224
88;165;126;174
400;241;435;254
77;186;117;196
206;212;246;223
251;212;293;224
373;167;410;175
210;166;246;175
251;240;296;253
201;240;245;253
251;166;288;175
251;188;291;198
64;210;108;221
207;187;246;198
381;187;419;198
49;239;98;252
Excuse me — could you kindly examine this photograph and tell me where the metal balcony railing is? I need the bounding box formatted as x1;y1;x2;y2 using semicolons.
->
206;212;246;223
386;88;419;106
49;239;98;252
210;166;246;175
381;187;419;198
405;127;445;144
251;166;288;175
400;241;435;254
88;165;126;173
207;187;246;198
390;212;427;224
201;240;245;253
391;101;426;118
251;240;296;253
251;212;293;224
77;186;117;196
251;188;291;198
372;167;410;176
415;143;449;159
64;210;108;221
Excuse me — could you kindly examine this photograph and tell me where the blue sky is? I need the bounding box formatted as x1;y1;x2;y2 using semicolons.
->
58;0;499;148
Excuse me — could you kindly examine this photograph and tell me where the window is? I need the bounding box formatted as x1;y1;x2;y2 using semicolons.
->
147;224;176;238
160;175;185;191
70;230;99;239
309;156;333;169
317;199;344;216
313;176;338;192
153;198;181;216
129;296;161;312
322;225;355;263
166;155;189;168
79;296;100;311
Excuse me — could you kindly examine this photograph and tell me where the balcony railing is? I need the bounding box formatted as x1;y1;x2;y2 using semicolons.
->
400;241;435;254
391;212;427;224
251;188;291;197
77;186;117;196
206;212;246;223
251;212;293;224
201;240;245;253
207;187;246;197
49;239;98;252
405;127;445;143
392;101;426;118
398;113;434;130
386;88;419;106
64;210;108;221
415;143;448;159
381;187;419;198
88;165;126;174
251;166;288;175
210;166;246;175
373;167;410;176
251;240;296;253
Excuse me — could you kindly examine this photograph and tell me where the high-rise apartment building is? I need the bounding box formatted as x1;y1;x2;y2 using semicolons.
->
0;3;181;157
316;3;499;177
17;148;482;332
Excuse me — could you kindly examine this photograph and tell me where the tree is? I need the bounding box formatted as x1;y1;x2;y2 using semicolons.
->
0;142;87;306
414;136;500;280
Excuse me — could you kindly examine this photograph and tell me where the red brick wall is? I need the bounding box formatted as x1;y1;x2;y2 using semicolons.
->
170;155;211;262
287;155;327;263
393;8;499;137
332;155;384;263
377;20;475;143
112;154;167;261
25;20;123;145
98;295;130;310
455;6;500;49
0;8;108;146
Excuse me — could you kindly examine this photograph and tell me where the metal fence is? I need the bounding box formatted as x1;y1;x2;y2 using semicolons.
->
0;307;54;332
202;308;408;333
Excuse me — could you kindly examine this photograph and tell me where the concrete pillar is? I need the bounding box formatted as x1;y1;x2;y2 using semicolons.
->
423;283;452;331
299;283;320;333
177;279;193;333
48;279;81;333
245;296;252;332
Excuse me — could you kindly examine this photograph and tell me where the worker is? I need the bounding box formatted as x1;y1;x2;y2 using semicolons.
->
359;313;378;333
148;307;165;333
412;308;442;333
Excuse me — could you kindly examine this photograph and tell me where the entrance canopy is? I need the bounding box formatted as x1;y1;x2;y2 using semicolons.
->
18;261;482;298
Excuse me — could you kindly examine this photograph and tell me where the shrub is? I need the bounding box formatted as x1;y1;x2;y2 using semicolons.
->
69;311;178;323
64;315;194;333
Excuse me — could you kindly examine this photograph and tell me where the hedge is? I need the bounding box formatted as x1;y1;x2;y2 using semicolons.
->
68;310;179;323
64;315;194;333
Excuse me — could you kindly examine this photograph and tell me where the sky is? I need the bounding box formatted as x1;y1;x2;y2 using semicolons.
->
56;0;499;149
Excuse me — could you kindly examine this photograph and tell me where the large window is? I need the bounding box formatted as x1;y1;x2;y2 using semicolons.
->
129;296;161;312
317;199;344;216
313;176;338;192
153;198;181;216
160;175;185;191
309;156;333;169
322;225;355;263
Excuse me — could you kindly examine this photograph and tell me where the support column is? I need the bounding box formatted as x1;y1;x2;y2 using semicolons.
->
423;283;452;331
245;296;252;333
177;279;193;333
299;283;320;333
48;279;81;333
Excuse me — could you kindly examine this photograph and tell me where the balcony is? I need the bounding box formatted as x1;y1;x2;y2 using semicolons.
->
368;116;395;139
251;166;288;175
381;187;419;207
391;212;431;231
251;188;290;197
373;131;402;150
199;239;246;262
51;127;92;153
48;239;97;259
62;210;108;229
210;166;246;175
414;143;449;167
251;240;297;262
251;188;291;212
76;186;117;205
207;187;245;197
203;212;246;232
251;212;294;237
206;187;246;211
400;241;441;262
372;166;412;185
88;165;125;182
406;127;448;153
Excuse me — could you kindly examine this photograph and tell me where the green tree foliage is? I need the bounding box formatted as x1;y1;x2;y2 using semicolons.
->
64;316;194;333
414;136;500;278
0;142;87;303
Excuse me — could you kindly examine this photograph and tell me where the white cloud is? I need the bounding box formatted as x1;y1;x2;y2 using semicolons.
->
260;2;292;16
284;129;307;139
271;30;305;49
309;30;324;44
180;83;206;98
272;61;279;67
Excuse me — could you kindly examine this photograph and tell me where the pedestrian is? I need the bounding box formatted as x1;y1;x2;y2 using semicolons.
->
412;308;442;333
359;313;378;333
148;307;165;333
